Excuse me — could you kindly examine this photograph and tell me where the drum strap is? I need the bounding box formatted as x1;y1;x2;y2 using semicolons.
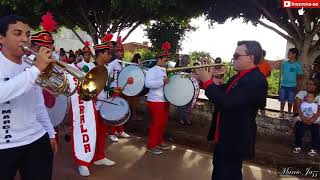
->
68;73;98;166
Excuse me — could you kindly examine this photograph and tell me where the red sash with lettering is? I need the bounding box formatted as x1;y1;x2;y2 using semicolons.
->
67;66;98;166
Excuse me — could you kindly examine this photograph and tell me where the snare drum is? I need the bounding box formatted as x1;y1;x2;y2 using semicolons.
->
164;74;200;107
43;90;68;127
117;65;149;96
99;97;130;126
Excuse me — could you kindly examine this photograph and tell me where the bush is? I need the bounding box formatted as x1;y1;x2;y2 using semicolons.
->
222;64;280;96
267;70;280;95
135;48;156;61
124;48;157;62
124;51;134;62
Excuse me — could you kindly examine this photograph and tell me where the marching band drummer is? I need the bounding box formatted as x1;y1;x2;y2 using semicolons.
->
76;41;95;72
0;15;56;180
144;41;172;155
71;34;116;177
106;36;131;142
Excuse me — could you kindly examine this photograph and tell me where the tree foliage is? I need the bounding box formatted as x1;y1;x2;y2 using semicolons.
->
205;0;320;89
0;0;208;44
206;1;320;73
190;51;212;63
145;17;196;56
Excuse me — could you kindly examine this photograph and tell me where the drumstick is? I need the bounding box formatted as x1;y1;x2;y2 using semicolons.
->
97;99;119;106
122;77;134;89
122;81;128;89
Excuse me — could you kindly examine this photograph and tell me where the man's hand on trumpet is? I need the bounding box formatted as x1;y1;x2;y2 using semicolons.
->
197;59;213;83
35;46;55;72
197;58;225;85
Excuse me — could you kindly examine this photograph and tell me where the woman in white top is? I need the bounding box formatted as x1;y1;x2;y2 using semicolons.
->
292;78;320;157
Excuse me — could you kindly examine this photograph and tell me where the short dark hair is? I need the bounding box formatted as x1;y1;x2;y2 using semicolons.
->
0;15;29;36
262;50;266;57
215;57;222;64
289;48;299;59
237;40;263;65
132;53;141;63
69;54;76;59
95;49;107;58
310;77;320;94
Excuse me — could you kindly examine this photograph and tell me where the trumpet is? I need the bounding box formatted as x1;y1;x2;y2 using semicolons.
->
167;64;226;75
21;44;108;101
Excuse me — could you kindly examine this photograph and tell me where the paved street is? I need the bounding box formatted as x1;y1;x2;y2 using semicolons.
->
51;136;303;180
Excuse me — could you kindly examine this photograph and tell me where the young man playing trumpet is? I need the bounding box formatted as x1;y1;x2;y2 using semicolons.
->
0;15;57;180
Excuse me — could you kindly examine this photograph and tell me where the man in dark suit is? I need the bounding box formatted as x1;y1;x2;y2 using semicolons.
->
197;40;268;180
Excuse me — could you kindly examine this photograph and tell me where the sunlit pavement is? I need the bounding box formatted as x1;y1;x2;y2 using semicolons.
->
49;135;309;180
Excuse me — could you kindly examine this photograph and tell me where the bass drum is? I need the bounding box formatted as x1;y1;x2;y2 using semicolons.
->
117;65;149;96
99;97;131;126
164;74;199;107
43;89;68;127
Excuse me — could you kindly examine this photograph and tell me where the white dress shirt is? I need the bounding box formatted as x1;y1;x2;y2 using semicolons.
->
0;52;55;149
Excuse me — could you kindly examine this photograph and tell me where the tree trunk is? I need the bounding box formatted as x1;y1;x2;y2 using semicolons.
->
71;29;85;45
90;33;99;45
296;39;317;91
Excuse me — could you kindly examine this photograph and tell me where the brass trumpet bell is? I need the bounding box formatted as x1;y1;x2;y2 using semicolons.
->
21;44;108;101
79;65;108;101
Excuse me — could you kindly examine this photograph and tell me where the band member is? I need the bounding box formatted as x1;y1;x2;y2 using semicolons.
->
70;34;115;177
0;15;56;180
30;12;61;142
145;41;172;155
76;41;95;72
198;41;268;180
106;36;130;142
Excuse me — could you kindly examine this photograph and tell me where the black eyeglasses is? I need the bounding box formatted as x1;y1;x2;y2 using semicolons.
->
232;53;250;60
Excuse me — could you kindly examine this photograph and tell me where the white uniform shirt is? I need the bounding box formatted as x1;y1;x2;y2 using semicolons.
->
296;90;320;124
107;59;123;88
76;61;95;72
0;52;55;149
145;65;167;102
52;51;60;61
300;102;318;117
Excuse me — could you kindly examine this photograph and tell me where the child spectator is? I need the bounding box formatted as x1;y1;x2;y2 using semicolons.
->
278;48;304;119
288;92;318;136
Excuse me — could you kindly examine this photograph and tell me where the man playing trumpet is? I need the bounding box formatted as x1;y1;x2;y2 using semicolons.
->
0;15;56;180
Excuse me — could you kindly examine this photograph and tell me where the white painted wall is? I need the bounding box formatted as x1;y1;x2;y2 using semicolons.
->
52;28;93;51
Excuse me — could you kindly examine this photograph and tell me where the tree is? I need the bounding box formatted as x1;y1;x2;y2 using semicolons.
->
0;0;50;29
205;0;320;88
0;0;209;44
145;17;196;56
